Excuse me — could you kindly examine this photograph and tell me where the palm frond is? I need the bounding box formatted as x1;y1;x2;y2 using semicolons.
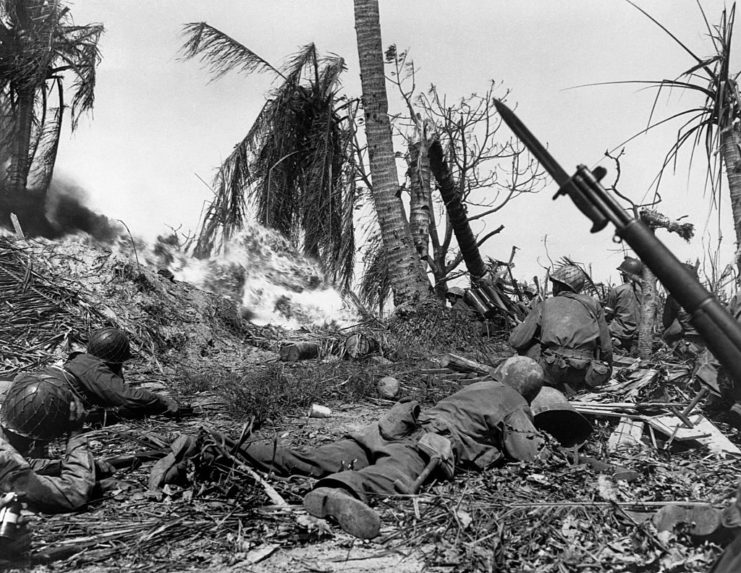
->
358;233;391;312
190;33;356;289
626;0;713;77
180;22;282;80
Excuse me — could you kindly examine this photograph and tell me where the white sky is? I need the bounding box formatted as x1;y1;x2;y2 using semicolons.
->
56;0;740;287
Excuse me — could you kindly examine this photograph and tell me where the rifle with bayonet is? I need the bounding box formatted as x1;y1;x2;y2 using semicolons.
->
494;100;741;398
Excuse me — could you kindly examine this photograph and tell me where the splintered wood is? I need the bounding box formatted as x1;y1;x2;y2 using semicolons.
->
574;365;741;455
608;417;645;452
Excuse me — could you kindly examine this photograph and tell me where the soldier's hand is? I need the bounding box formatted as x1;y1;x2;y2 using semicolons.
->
162;396;181;418
95;458;116;477
68;399;87;431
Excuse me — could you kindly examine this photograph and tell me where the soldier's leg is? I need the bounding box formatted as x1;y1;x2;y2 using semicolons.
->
313;440;428;502
303;441;427;539
240;438;370;479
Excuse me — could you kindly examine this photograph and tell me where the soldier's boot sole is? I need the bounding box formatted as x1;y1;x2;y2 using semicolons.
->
303;487;380;539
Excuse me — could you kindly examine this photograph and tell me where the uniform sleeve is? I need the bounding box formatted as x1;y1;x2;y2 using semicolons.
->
604;288;617;321
509;303;542;351
0;434;96;513
501;409;543;462
76;362;169;416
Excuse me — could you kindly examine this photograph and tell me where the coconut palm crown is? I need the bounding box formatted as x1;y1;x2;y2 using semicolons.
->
0;0;102;194
181;23;356;290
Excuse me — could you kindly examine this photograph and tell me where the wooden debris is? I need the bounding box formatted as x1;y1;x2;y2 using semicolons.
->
607;417;645;452
10;213;24;238
439;353;493;375
644;413;741;455
279;341;319;362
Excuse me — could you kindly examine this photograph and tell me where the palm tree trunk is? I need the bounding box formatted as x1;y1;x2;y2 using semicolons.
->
720;127;741;272
353;0;431;305
6;88;35;193
638;266;657;359
408;140;431;259
428;140;487;279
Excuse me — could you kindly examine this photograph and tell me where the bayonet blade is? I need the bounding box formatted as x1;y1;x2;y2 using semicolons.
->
494;100;570;188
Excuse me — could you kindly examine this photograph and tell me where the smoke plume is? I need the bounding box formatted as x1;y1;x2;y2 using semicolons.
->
0;179;121;241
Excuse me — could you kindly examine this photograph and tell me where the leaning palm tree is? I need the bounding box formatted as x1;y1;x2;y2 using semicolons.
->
180;24;356;289
0;0;102;194
613;2;741;270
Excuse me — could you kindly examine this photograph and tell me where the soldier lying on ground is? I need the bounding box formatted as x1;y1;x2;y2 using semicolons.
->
604;257;643;354
62;327;180;418
234;356;547;539
0;371;97;516
509;264;613;394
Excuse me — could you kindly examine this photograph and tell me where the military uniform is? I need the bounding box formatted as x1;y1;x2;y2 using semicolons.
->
509;291;613;391
663;295;705;354
0;428;95;513
63;353;172;416
605;282;641;352
241;381;543;503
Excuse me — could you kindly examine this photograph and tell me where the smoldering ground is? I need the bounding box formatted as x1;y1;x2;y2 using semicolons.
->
0;179;122;241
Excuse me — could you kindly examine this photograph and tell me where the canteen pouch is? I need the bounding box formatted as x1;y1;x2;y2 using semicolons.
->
585;360;611;387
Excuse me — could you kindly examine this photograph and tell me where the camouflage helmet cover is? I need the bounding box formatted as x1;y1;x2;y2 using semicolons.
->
0;369;76;441
87;327;132;364
549;265;586;293
493;356;544;402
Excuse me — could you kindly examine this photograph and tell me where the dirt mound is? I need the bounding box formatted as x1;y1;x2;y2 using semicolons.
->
0;233;277;380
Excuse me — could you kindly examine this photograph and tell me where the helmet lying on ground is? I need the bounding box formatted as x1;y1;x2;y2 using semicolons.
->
0;370;77;441
549;265;585;293
87;327;132;364
530;386;593;447
494;356;544;402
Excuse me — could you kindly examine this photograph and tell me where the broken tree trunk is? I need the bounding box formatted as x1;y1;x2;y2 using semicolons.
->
429;140;487;279
408;139;432;260
637;208;695;359
440;353;493;375
279;342;320;362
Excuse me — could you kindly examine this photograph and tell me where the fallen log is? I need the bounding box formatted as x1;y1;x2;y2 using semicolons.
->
439;353;493;376
279;342;319;362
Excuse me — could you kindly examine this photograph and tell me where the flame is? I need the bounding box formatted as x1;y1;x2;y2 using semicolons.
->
154;227;357;329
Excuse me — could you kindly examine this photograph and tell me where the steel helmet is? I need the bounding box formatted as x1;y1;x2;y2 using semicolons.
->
447;287;465;298
0;369;77;441
550;265;585;293
87;327;132;364
493;356;544;402
530;387;593;447
617;257;643;279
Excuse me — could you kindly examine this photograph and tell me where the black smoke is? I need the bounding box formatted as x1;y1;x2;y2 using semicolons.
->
0;179;122;241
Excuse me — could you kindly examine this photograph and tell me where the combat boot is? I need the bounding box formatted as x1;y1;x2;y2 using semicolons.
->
303;486;380;539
